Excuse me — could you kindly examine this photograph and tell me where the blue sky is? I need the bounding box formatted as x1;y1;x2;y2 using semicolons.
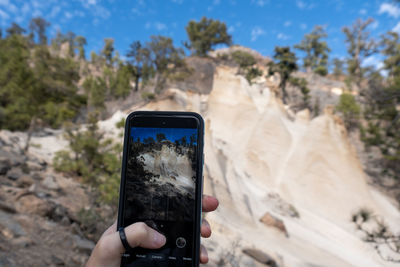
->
131;127;197;144
1;0;400;67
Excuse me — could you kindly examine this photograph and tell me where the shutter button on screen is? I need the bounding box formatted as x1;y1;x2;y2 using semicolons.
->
176;237;186;248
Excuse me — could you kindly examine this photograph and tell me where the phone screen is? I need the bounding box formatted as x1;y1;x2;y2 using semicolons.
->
120;116;201;267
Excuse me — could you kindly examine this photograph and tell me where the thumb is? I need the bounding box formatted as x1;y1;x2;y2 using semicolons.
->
123;222;166;250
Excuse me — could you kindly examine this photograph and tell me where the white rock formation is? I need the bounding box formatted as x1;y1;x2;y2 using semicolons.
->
140;66;400;266
27;65;400;266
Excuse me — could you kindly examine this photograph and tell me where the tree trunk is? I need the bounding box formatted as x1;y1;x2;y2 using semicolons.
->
24;117;37;154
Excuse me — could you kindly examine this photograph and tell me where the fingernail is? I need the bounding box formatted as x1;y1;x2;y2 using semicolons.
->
154;232;166;246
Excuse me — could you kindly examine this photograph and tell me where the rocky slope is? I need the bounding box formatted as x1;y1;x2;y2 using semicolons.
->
0;131;113;266
134;66;400;266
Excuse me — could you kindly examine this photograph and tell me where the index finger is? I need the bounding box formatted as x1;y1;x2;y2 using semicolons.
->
202;195;219;212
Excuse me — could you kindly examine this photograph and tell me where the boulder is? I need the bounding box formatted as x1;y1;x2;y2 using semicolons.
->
243;248;279;267
72;234;95;253
0;157;11;175
16;175;35;188
26;161;44;171
0;200;16;213
16;195;54;217
259;212;288;237
7;168;23;181
0;210;26;238
42;175;60;191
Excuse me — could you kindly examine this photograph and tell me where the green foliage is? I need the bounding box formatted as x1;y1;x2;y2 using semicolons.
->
110;63;132;98
126;41;151;91
245;67;263;84
342;18;378;88
231;50;256;70
381;32;400;77
314;65;328;76
230;50;262;84
115;118;125;129
267;46;298;103
75;35;87;59
6;23;26;36
335;93;360;130
313;97;321;117
0;32;85;130
53;114;122;205
102;38;114;65
185;16;232;56
289;77;311;109
361;67;400;179
332;58;345;77
83;76;107;109
295;25;330;76
145;35;186;92
141;91;156;101
29;17;50;45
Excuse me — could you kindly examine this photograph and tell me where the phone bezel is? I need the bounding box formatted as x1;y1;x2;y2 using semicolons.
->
117;111;204;267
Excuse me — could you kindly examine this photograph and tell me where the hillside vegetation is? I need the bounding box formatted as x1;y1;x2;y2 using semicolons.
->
0;13;399;265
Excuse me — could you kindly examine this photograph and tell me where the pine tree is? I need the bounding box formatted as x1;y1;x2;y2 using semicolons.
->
146;35;185;92
6;23;26;36
102;38;114;65
332;58;345;77
267;46;298;103
342;18;378;89
29;17;50;45
126;41;150;91
75;35;87;59
295;25;330;76
361;31;400;180
185;17;232;56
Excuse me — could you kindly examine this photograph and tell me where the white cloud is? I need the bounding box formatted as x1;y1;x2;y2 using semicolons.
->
359;9;367;15
50;6;61;18
378;3;400;18
300;23;307;30
65;11;73;19
213;0;221;5
362;55;384;71
228;25;235;33
252;0;268;6
145;22;167;31
171;0;183;4
251;26;265;41
32;9;42;17
284;20;291;27
296;0;314;10
277;33;290;40
0;8;9;20
132;8;141;15
154;22;167;31
0;0;9;6
370;20;379;30
393;22;400;34
21;3;29;15
296;0;306;9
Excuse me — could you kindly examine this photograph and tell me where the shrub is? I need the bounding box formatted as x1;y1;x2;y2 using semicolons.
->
335;93;361;130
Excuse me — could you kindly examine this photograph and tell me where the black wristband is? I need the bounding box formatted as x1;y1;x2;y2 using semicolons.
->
118;227;133;252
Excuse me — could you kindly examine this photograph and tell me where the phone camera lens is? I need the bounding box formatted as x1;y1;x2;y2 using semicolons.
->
176;237;186;248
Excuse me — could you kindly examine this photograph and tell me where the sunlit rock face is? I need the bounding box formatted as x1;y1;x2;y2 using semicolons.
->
140;143;195;196
130;66;400;266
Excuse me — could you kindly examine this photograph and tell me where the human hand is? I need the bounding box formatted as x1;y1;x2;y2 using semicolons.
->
86;195;219;267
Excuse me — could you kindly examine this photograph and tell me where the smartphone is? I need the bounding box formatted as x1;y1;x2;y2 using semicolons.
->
117;111;204;267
